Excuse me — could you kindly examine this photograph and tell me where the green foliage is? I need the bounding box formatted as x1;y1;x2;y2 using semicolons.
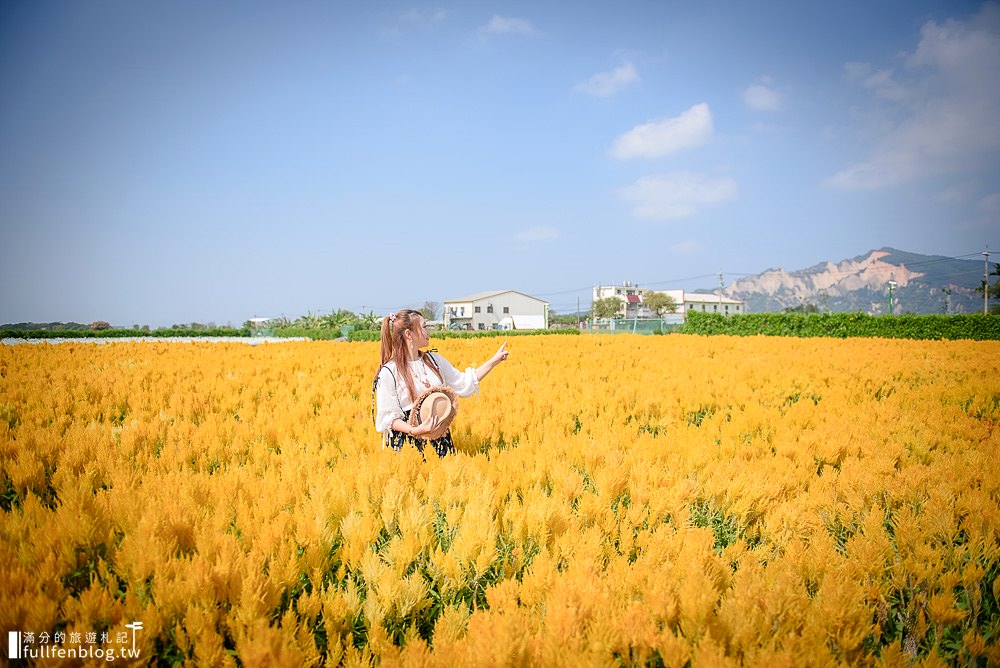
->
2;321;92;331
688;498;741;554
420;301;442;321
782;303;820;314
643;291;678;316
974;264;1000;300
347;330;382;342
678;310;1000;340
348;328;581;342
292;309;381;331
549;312;585;325
592;297;623;319
0;327;252;339
270;327;342;340
1;476;20;512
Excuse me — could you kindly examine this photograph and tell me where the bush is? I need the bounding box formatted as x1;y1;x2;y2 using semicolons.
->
348;329;581;342
677;311;1000;340
0;327;252;339
270;327;342;340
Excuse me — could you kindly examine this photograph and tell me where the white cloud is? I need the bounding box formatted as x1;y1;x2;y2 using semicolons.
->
577;62;639;97
935;183;976;204
610;103;713;159
827;5;1000;190
843;62;910;101
381;8;449;36
743;83;781;111
400;8;449;24
669;239;704;254
478;15;537;37
978;193;1000;213
514;226;558;242
618;172;738;220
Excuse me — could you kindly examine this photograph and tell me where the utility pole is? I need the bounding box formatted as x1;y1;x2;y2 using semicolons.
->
887;280;897;316
718;271;724;312
984;247;991;315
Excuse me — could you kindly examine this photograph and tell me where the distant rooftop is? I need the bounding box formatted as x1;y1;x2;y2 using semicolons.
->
444;290;548;304
684;293;744;305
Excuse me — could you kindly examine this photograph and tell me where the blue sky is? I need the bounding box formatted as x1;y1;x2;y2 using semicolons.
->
1;1;997;326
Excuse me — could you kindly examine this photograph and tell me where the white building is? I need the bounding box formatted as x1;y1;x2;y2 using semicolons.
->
443;290;549;330
593;282;648;318
592;283;745;319
681;292;745;317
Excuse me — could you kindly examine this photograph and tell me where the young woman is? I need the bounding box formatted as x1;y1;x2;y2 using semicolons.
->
373;308;509;456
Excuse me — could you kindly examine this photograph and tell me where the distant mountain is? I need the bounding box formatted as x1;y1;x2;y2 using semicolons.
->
719;247;994;315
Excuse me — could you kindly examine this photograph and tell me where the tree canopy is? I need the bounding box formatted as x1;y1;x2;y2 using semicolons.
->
592;297;623;319
643;291;678;316
421;301;441;321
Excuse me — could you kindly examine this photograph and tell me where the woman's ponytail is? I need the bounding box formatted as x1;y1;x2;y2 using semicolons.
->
376;309;425;401
380;316;393;366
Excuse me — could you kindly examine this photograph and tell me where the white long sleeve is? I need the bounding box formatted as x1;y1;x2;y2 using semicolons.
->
374;363;406;434
374;353;479;434
426;352;479;398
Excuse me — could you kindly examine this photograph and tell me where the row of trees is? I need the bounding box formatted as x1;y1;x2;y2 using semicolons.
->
252;294;676;334
589;292;679;320
253;310;381;332
38;272;995;336
248;302;444;333
977;266;1000;311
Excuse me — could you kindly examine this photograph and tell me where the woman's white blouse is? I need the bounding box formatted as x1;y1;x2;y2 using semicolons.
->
375;353;479;433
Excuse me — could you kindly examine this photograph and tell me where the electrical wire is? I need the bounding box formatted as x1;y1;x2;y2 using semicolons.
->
282;252;994;322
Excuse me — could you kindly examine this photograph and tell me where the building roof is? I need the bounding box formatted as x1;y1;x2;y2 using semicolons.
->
444;289;548;305
684;292;744;305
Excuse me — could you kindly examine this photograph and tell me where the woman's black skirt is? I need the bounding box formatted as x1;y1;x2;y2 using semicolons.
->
386;409;456;457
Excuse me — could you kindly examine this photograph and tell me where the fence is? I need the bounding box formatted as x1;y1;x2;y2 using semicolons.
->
584;316;684;335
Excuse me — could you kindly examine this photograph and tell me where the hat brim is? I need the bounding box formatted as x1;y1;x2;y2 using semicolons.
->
408;386;458;440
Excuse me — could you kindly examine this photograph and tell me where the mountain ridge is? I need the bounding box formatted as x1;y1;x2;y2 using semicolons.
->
716;247;993;314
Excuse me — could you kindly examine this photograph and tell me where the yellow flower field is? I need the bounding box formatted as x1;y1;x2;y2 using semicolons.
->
1;335;998;666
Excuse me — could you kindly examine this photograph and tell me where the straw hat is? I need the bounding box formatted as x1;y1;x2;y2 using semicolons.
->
408;386;458;440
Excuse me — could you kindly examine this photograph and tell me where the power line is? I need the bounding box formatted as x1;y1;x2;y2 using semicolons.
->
516;253;996;313
280;251;996;322
615;253;987;290
636;273;719;287
534;272;728;297
532;285;595;297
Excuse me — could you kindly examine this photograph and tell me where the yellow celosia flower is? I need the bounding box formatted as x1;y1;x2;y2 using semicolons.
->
0;336;997;665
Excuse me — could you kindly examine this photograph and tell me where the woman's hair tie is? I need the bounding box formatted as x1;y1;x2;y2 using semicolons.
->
388;312;396;324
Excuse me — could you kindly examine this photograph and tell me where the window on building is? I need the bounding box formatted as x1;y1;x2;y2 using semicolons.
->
487;305;493;313
475;306;481;313
460;307;465;316
478;323;485;330
503;306;509;314
714;305;718;312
